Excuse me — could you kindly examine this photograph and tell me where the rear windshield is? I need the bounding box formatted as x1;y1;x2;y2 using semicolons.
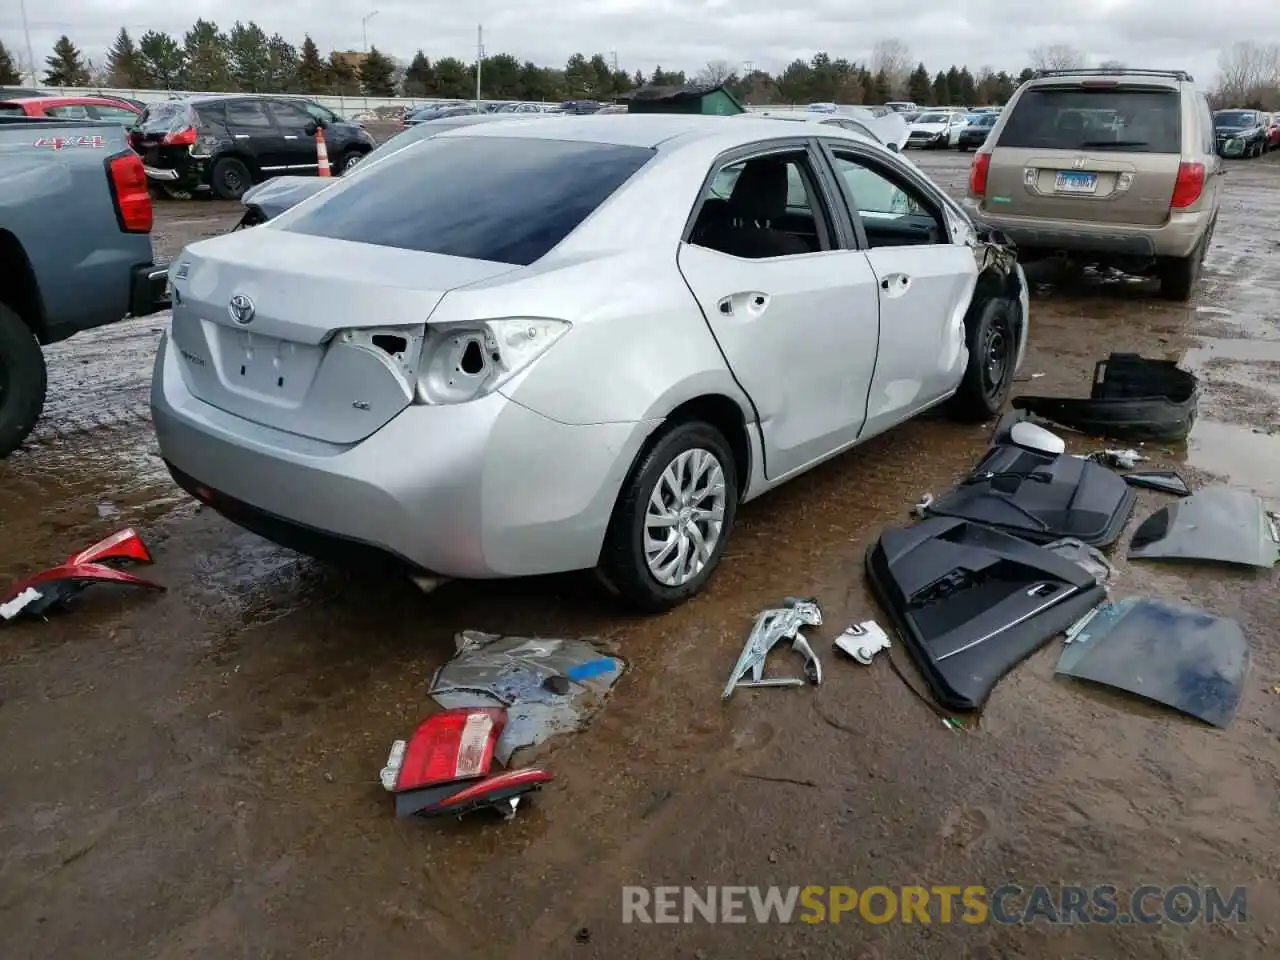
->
139;101;192;133
999;88;1181;153
1214;110;1256;127
279;135;655;266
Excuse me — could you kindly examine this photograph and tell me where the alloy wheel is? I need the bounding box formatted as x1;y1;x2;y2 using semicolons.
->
643;447;727;587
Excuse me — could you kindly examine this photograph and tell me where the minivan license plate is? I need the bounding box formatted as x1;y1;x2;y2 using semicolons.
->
1054;171;1097;193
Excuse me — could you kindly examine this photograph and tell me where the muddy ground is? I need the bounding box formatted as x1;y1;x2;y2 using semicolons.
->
2;150;1279;960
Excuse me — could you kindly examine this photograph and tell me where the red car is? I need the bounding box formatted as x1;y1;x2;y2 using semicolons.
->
1266;113;1280;151
0;95;142;125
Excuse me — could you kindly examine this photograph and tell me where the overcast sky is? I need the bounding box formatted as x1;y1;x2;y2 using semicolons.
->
2;0;1274;87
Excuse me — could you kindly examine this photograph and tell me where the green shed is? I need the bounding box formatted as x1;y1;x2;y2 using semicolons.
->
619;83;745;116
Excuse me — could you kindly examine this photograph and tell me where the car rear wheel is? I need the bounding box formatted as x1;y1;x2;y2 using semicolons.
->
0;303;47;458
597;421;739;612
949;293;1018;422
211;157;252;201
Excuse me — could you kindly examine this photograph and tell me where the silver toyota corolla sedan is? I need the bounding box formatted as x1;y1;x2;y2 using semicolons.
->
153;115;1030;611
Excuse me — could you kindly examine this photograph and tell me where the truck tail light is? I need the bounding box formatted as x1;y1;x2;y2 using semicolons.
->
969;152;991;197
163;126;198;146
1170;161;1206;209
106;151;153;233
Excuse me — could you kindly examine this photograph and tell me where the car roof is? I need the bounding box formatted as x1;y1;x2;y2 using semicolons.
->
440;114;882;150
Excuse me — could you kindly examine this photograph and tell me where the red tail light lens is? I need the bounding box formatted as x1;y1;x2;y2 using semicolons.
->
106;151;153;233
163;126;198;146
1170;161;1206;209
394;708;505;791
969;152;991;197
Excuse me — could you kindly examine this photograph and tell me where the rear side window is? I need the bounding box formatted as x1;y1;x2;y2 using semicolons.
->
140;102;193;134
999;88;1181;153
0;104;25;117
280;136;655;266
224;100;274;130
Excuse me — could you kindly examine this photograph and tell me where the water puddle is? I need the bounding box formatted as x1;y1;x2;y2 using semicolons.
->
1184;419;1280;500
1183;337;1280;368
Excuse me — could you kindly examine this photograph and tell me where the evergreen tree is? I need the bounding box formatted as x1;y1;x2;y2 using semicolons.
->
907;63;931;103
0;40;21;85
182;19;231;90
138;31;184;89
227;21;270;91
403;50;434;96
297;37;329;93
359;46;396;96
327;52;360;96
932;70;950;105
44;35;90;86
106;28;147;87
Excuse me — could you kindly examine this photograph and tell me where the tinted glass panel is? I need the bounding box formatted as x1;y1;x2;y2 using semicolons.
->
1213;110;1256;127
0;105;25;116
93;105;140;123
225;100;274;129
1001;88;1181;153
281;136;654;265
139;101;191;133
267;101;314;129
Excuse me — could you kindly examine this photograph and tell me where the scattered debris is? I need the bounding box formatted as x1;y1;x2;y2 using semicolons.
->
833;620;892;664
1011;353;1199;442
428;631;625;765
1055;597;1250;728
1043;537;1117;586
1129;485;1280;569
1122;470;1192;496
380;707;553;819
1092;448;1148;470
1;529;164;622
723;597;823;699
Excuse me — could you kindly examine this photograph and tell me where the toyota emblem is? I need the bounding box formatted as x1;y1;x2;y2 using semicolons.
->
229;294;255;325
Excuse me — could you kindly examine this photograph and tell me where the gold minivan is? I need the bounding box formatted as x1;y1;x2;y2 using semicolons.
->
962;68;1221;301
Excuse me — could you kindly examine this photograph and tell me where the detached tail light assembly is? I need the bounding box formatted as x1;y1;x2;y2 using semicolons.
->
380;708;553;820
1;529;165;622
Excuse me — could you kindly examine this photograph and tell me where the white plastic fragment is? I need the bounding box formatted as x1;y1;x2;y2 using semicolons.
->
1;588;42;621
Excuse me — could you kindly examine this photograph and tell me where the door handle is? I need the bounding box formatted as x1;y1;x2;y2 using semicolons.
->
284;135;299;140
234;134;250;139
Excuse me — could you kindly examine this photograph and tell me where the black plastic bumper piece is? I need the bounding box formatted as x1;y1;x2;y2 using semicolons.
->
165;461;428;576
129;262;170;317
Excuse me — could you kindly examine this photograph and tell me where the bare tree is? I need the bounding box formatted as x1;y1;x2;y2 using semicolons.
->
697;59;735;87
1216;42;1280;106
1029;44;1086;71
871;38;912;96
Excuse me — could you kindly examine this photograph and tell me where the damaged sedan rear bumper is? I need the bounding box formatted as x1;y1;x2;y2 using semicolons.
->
150;332;656;579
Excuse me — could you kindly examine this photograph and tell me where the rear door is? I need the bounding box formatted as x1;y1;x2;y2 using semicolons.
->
223;98;287;171
676;142;881;480
820;139;978;435
265;100;320;172
987;83;1184;226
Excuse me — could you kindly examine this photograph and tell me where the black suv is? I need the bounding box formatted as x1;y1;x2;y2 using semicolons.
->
132;94;376;200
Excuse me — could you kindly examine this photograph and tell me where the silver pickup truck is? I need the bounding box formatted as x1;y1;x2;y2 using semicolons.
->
0;117;169;457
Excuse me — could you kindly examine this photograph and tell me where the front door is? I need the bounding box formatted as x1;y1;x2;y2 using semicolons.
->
677;145;881;480
266;100;321;173
824;144;978;437
223;99;288;173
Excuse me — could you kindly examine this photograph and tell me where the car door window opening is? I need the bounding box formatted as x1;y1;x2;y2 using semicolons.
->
829;150;946;249
687;149;836;260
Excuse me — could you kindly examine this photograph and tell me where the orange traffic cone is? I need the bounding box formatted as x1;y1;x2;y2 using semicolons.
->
315;127;331;178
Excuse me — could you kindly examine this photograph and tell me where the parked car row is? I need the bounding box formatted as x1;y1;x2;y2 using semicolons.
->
1212;108;1280;157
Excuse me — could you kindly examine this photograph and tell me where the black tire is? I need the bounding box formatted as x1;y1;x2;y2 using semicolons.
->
949;293;1018;422
1157;230;1207;301
338;149;365;175
596;420;739;612
210;157;252;201
0;302;48;458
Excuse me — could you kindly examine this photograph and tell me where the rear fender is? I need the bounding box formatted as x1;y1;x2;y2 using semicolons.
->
0;229;48;341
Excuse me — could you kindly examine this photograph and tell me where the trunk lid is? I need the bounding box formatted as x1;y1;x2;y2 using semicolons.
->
986;84;1183;227
169;228;519;444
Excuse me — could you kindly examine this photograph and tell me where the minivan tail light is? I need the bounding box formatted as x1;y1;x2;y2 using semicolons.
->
163;126;197;146
1170;161;1206;209
969;152;991;197
106;151;153;233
